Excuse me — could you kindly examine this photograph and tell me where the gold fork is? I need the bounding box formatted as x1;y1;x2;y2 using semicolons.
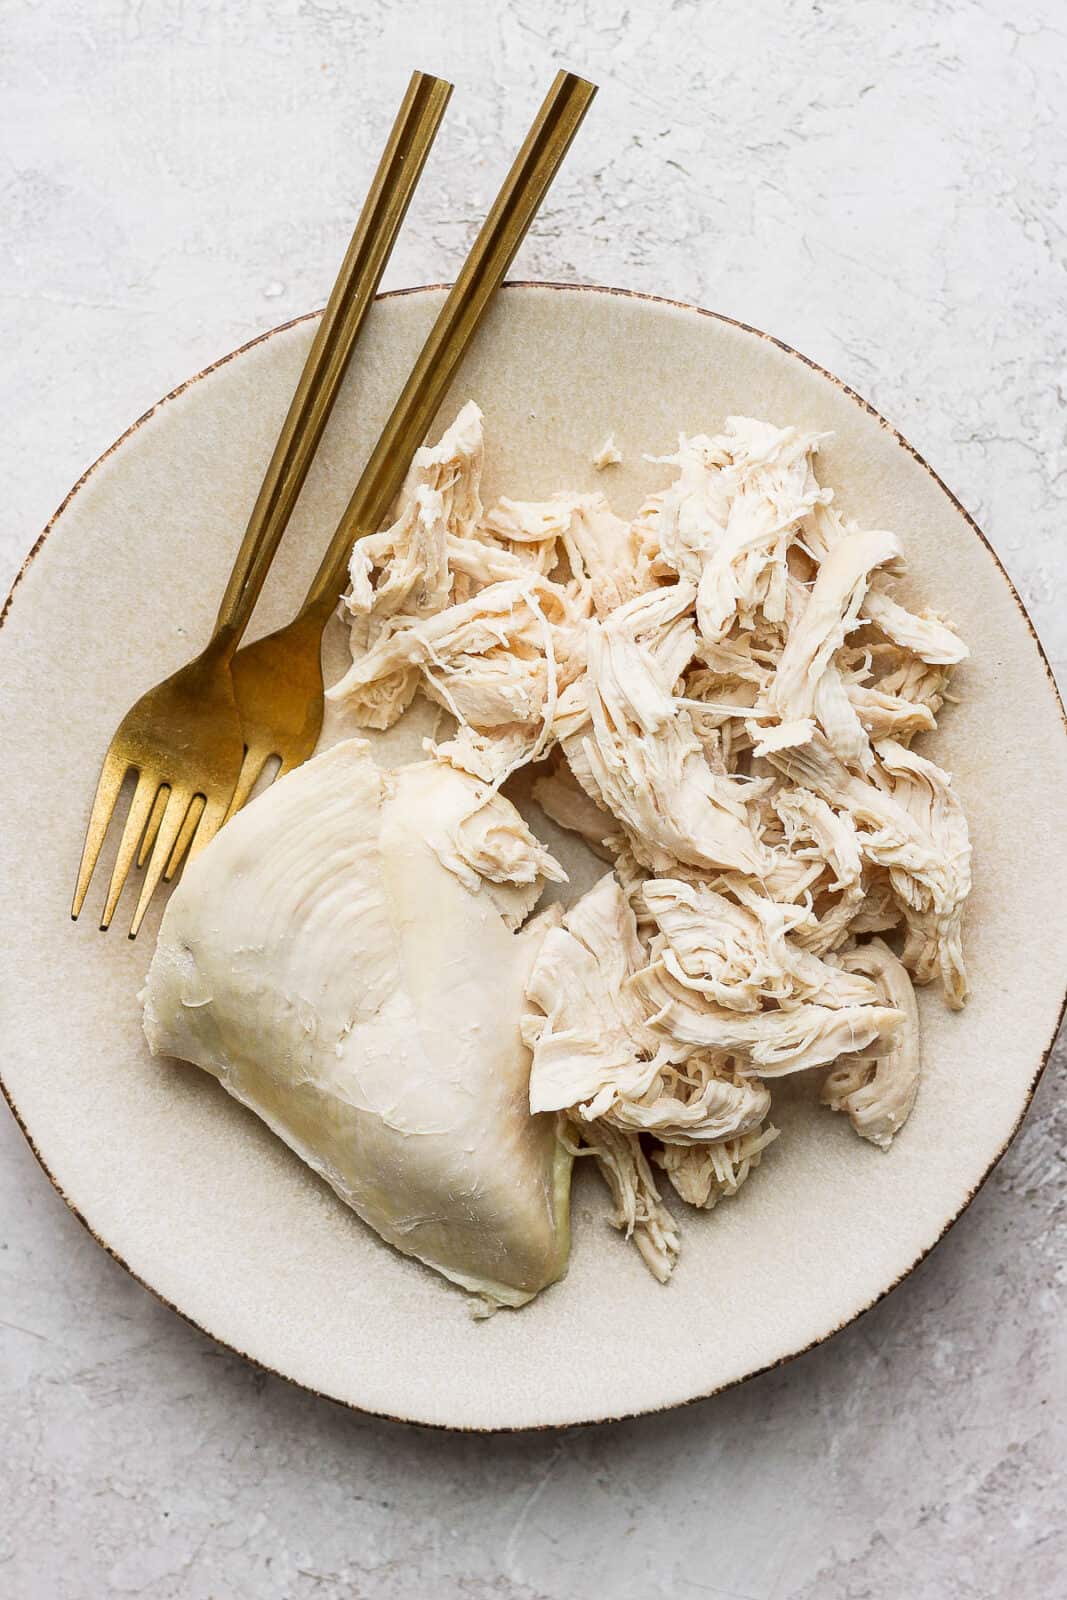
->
72;70;452;937
180;69;597;847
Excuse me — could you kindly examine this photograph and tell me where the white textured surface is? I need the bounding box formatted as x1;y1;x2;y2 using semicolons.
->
1;2;1064;1596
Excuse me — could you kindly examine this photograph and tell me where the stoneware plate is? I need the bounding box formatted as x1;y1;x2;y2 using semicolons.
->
2;284;1065;1431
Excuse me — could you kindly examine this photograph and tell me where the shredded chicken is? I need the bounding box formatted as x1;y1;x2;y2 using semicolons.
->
328;404;974;1282
821;938;921;1148
430;784;568;930
653;1125;780;1210
762;527;904;767
533;757;619;861
592;433;623;471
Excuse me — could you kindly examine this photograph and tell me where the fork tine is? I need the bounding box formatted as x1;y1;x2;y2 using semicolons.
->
224;747;274;824
167;743;269;881
137;787;169;870
99;774;163;931
184;791;231;865
162;795;206;883
72;747;133;920
129;787;195;938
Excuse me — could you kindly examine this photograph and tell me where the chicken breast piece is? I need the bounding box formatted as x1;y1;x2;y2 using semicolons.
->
143;740;571;1309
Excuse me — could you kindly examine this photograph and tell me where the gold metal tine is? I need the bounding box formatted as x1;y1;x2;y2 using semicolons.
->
72;748;133;920
225;748;275;824
72;70;453;933
100;775;162;931
137;787;169;870
163;796;205;883
184;792;230;866
129;787;194;938
159;790;224;890
162;742;262;886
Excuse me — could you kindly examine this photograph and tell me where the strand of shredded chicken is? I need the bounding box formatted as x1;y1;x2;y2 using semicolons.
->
332;403;973;1281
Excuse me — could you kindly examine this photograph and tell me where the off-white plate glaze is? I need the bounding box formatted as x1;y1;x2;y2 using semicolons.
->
2;285;1065;1431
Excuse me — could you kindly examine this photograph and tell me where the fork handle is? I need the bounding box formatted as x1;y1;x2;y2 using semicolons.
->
299;69;597;617
212;69;452;646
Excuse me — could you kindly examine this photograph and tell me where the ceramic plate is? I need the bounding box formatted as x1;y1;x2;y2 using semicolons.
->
2;284;1065;1430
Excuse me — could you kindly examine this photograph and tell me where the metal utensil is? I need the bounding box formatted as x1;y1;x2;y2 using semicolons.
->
206;70;597;835
72;69;452;936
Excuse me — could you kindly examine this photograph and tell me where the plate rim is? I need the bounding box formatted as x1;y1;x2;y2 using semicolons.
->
4;279;1065;1433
